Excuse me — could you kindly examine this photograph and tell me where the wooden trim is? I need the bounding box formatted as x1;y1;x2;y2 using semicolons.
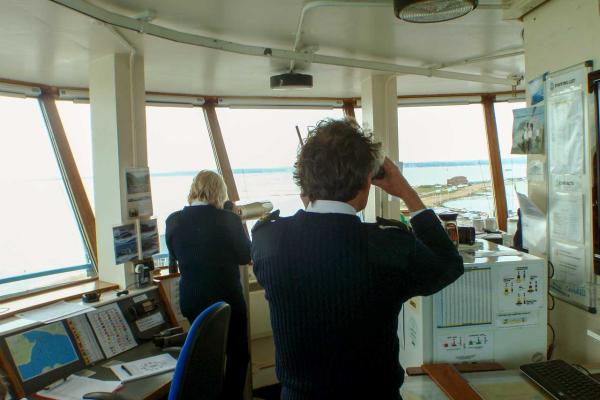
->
406;362;505;376
589;70;600;93
152;268;181;282
482;95;508;232
203;99;240;202
0;277;97;304
0;76;524;104
38;95;97;265
157;281;180;327
0;280;118;320
422;364;483;400
0;347;24;398
342;99;356;118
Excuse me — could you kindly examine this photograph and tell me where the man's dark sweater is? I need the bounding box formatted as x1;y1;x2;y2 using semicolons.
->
252;209;464;399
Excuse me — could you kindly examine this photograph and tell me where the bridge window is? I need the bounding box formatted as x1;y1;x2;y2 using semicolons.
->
396;104;493;222
56;101;94;210
146;106;217;255
495;101;528;218
0;96;94;299
216;107;345;231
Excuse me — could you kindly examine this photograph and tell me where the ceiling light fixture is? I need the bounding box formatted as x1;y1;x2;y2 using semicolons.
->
394;0;478;23
270;72;313;90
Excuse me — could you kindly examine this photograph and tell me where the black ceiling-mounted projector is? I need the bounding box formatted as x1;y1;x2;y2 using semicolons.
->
270;72;313;90
394;0;478;23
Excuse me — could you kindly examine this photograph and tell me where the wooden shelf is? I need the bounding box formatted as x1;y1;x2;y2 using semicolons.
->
152;267;180;282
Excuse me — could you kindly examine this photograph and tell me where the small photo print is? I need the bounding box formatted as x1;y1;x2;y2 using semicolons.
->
512;106;545;155
125;167;151;195
113;223;138;264
140;219;160;258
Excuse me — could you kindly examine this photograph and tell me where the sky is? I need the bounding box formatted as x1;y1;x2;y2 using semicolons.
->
1;97;525;183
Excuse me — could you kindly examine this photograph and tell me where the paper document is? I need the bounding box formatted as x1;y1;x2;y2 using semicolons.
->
551;241;586;284
548;90;584;175
17;301;94;324
110;354;177;383
36;375;120;400
550;193;584;244
475;250;519;258
437;268;492;327
87;303;137;358
517;192;547;255
66;314;105;365
135;311;165;332
498;264;544;312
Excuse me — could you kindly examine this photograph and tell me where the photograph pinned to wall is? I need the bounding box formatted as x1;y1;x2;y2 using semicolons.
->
125;167;153;218
140;219;160;259
113;223;138;264
512;106;545;155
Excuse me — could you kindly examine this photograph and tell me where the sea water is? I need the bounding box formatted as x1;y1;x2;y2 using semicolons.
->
1;161;527;278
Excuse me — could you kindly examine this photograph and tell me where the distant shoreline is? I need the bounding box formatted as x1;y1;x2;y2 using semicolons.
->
18;159;527;182
150;158;527;177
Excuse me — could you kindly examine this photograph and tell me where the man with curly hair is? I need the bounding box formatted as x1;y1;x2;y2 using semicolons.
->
252;118;464;400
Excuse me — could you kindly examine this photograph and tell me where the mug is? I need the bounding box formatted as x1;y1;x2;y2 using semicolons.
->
485;217;498;232
473;218;485;232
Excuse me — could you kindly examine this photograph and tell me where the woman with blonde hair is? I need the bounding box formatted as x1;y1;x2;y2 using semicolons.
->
166;170;251;400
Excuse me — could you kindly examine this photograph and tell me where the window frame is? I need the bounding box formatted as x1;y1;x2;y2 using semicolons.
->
0;92;97;301
0;79;524;300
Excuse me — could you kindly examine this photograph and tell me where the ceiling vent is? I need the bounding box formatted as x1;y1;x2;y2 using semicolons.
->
270;72;313;90
394;0;478;23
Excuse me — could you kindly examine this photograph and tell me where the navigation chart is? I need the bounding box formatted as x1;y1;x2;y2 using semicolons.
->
6;321;79;382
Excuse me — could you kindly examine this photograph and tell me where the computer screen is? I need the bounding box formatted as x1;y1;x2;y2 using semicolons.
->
5;321;80;382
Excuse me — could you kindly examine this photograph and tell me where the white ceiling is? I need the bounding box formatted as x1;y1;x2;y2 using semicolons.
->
0;0;525;97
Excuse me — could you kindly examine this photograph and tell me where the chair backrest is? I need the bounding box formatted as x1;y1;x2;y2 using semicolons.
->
168;302;231;400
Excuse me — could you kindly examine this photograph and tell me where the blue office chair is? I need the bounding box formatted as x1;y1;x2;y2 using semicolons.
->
84;301;231;400
168;301;231;400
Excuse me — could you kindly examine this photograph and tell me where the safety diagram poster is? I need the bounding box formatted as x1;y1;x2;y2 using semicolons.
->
499;265;543;312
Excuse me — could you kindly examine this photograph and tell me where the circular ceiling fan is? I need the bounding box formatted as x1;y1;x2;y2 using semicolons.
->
394;0;479;23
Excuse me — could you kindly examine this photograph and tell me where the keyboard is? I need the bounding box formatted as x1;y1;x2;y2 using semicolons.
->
520;360;600;400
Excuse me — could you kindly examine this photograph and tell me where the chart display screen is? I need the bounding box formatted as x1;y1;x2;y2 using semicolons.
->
5;321;79;382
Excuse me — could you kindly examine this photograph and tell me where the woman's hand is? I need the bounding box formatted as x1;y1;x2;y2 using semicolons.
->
372;157;425;213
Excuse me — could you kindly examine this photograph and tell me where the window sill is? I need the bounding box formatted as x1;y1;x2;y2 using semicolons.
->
0;279;118;321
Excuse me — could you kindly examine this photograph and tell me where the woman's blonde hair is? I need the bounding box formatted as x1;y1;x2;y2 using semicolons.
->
188;170;228;207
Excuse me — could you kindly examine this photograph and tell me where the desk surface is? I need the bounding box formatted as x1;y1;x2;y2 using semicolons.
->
401;368;580;399
68;342;174;400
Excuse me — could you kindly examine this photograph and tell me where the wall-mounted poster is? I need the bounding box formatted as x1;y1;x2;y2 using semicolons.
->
113;223;138;264
512;106;545;155
125;167;153;218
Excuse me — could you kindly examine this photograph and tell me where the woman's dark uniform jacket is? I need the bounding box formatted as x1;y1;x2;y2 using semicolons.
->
252;209;464;400
165;204;251;399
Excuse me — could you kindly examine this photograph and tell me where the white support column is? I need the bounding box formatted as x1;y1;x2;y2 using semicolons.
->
361;74;400;221
90;53;148;288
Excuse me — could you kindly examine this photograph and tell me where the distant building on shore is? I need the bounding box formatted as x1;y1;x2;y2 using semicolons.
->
447;176;468;186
